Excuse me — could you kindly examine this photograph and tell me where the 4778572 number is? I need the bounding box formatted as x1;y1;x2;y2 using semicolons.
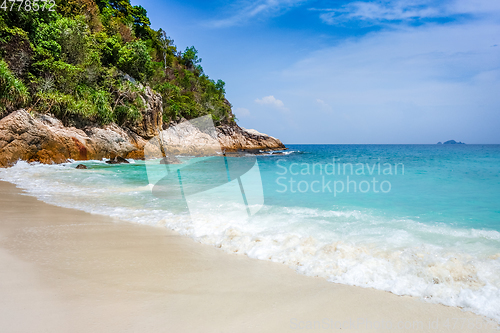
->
1;0;56;11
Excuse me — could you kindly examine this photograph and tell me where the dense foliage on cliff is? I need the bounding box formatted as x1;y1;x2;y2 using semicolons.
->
0;0;234;127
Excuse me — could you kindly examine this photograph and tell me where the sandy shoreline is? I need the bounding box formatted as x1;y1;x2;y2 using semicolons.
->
0;180;497;332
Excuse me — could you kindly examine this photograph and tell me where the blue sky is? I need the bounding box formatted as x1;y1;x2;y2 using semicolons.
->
131;0;500;144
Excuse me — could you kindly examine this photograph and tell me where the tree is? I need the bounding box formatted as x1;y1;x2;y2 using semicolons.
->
117;40;153;81
131;5;151;39
158;29;173;70
182;46;201;70
34;16;90;65
215;79;225;97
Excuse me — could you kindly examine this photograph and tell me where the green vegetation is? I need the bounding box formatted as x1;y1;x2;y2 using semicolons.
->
0;0;233;127
0;59;28;116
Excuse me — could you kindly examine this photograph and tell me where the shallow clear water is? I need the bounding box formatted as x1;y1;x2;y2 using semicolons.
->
1;144;500;321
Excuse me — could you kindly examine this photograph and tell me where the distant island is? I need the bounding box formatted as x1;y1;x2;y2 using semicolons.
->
437;140;465;144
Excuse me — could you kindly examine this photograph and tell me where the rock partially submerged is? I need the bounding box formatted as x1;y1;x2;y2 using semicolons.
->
160;156;182;164
106;156;130;164
75;164;87;169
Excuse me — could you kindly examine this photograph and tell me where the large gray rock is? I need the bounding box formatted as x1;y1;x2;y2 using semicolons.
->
158;119;285;156
217;124;285;152
160;120;221;156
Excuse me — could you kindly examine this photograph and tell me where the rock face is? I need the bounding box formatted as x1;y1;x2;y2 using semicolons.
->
0;109;286;167
0;110;146;167
157;120;285;156
160;119;221;156
126;86;163;139
217;124;285;152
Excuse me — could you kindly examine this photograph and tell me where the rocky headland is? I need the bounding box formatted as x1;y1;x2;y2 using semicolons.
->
0;92;285;167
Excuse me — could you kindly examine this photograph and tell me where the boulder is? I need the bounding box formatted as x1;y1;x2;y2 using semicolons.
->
160;156;182;164
217;124;285;152
106;156;130;164
76;164;87;169
160;120;221;156
0;110;146;167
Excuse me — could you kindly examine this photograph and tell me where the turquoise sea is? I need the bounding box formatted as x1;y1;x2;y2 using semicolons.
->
1;144;500;321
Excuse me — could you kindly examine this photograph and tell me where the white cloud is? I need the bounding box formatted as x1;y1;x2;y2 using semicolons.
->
208;0;308;28
255;95;288;111
316;99;333;112
318;0;439;24
234;107;251;117
315;0;500;26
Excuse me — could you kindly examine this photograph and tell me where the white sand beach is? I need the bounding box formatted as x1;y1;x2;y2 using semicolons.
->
0;180;497;333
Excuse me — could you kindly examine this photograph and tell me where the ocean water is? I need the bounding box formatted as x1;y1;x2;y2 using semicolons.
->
1;144;500;322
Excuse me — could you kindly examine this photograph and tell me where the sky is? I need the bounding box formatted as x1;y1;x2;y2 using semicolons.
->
131;0;500;144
